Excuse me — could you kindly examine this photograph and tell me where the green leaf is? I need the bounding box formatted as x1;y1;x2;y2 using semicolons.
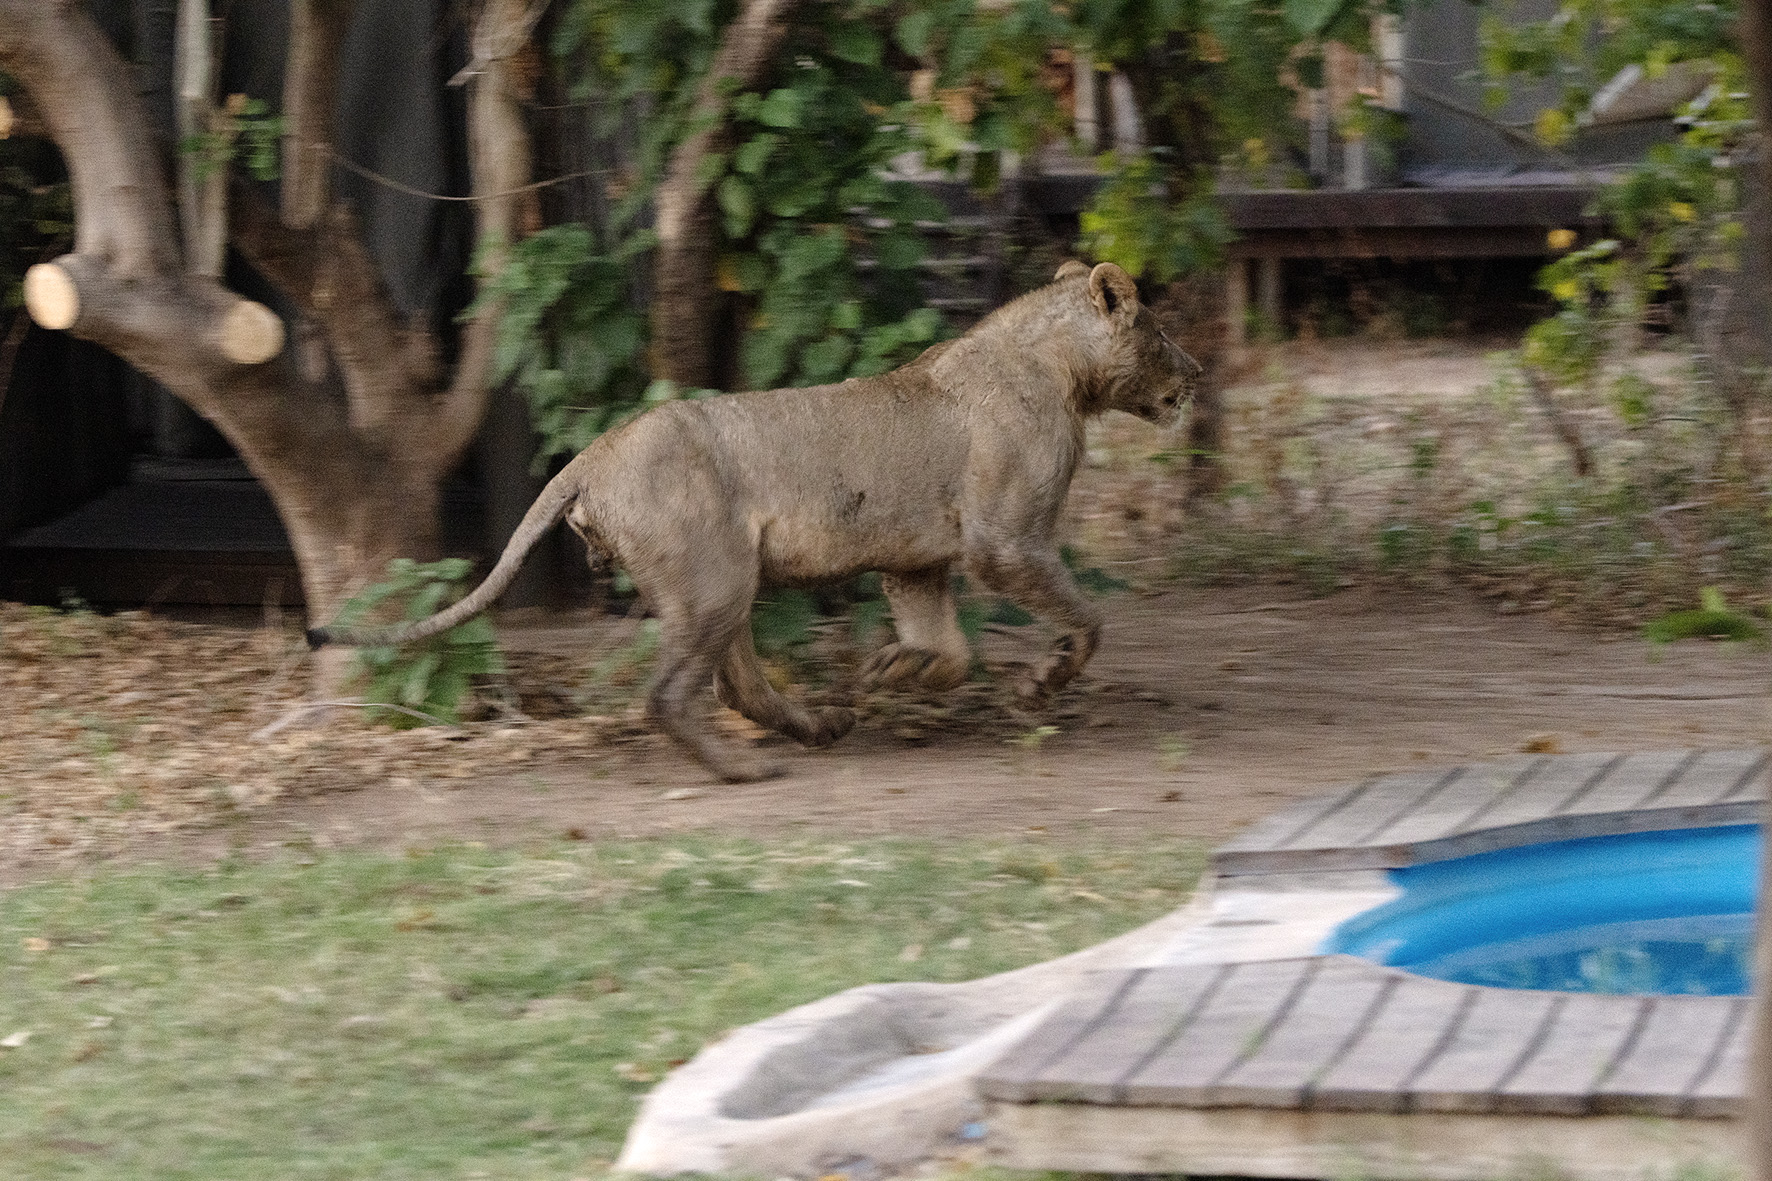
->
895;10;934;57
801;335;855;380
755;87;804;129
831;300;864;333
901;306;942;341
742;331;790;390
873;229;923;271
776;228;847;282
829;25;883;66
399;650;444;709
1283;0;1350;37
734;133;780;175
943;21;987;79
718;174;756;237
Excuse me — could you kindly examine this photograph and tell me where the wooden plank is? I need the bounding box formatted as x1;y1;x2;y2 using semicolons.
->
1363;758;1544;851
1222;186;1599;231
1494;994;1647;1115
1214;779;1372;864
1013;964;1227;1104
1594;995;1743;1117
1283;768;1463;852
1710;749;1771;804
976;969;1140;1103
1637;748;1768;810
1558;750;1697;818
1407;988;1561;1114
1450;752;1618;836
1120;959;1315;1106
1683;996;1751;1118
1207;958;1395;1108
1311;974;1478;1113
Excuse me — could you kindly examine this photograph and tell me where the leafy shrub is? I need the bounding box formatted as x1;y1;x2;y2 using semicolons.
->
1643;587;1764;644
332;559;505;727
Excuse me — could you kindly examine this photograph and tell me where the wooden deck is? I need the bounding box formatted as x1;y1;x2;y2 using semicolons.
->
977;750;1765;1179
1213;748;1768;875
977;957;1749;1118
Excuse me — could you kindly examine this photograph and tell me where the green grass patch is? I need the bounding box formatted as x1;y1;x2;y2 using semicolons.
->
0;836;1201;1179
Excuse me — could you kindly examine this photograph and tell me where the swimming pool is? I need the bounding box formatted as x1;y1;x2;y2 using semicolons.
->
1323;825;1760;995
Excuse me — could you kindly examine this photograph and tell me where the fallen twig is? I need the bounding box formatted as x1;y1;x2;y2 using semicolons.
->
252;699;463;741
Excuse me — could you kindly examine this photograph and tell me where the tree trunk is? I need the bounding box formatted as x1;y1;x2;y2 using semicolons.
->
0;0;533;698
648;0;801;388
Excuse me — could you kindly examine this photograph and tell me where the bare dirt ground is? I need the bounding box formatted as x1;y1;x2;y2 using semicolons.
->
4;340;1766;881
5;581;1766;884
217;587;1772;843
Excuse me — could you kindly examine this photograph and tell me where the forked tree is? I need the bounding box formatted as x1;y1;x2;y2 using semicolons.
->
0;0;536;689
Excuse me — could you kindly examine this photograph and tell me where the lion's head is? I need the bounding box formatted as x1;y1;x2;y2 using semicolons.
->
1059;261;1203;428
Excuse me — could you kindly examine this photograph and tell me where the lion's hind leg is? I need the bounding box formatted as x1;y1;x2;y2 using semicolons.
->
860;568;971;692
716;630;855;748
645;597;786;784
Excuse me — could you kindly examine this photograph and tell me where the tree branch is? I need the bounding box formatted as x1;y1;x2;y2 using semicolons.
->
230;182;439;426
175;0;226;276
282;0;357;229
0;1;184;277
0;5;286;382
24;253;282;369
428;0;539;461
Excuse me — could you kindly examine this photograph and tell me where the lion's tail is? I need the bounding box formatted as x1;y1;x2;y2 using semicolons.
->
306;461;583;651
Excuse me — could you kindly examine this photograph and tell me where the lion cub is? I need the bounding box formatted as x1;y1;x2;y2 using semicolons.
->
312;261;1200;781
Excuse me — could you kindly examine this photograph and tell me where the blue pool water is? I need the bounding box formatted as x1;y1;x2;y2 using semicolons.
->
1322;825;1761;995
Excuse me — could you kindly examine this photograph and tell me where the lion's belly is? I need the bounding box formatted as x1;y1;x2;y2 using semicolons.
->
752;489;962;586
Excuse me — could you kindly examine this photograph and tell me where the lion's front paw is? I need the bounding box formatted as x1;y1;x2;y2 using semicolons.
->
1012;668;1052;706
861;644;967;692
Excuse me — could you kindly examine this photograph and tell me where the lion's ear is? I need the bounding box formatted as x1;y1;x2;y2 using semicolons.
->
1054;260;1091;281
1088;263;1139;321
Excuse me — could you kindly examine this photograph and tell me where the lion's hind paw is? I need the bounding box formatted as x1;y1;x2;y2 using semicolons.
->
860;644;966;692
800;706;856;748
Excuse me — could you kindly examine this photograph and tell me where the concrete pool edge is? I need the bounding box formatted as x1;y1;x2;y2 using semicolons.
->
613;891;1217;1176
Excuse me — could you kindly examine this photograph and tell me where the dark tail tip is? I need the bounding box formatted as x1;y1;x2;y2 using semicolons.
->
305;627;330;651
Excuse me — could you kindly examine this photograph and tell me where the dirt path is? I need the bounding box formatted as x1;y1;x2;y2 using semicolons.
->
96;583;1766;871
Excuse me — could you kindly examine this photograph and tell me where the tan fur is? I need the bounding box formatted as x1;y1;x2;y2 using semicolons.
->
311;262;1201;781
